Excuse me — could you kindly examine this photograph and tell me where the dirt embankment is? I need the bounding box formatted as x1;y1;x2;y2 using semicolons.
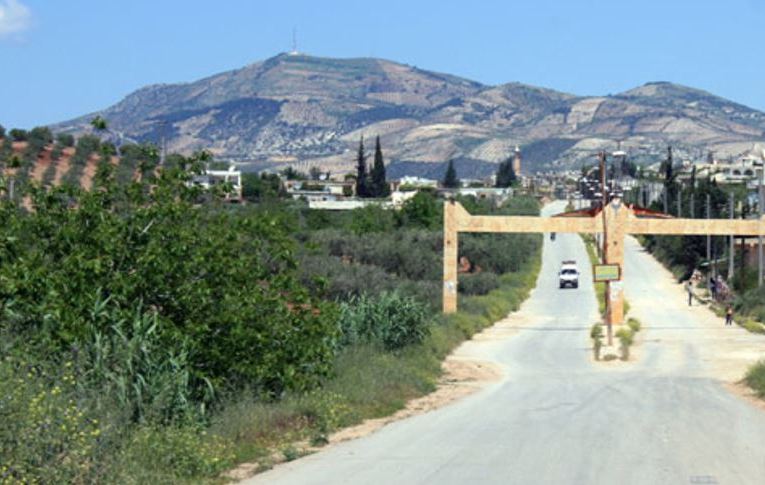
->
79;154;100;191
51;147;74;185
29;145;53;183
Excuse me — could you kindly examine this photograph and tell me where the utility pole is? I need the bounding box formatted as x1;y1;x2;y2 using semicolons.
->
599;151;612;346
757;178;765;287
690;192;695;219
706;193;713;277
729;192;735;280
677;188;682;217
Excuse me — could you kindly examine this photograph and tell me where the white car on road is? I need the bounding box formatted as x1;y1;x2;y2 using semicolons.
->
559;260;580;289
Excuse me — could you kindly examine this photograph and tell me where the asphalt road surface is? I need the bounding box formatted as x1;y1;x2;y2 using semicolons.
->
247;201;765;485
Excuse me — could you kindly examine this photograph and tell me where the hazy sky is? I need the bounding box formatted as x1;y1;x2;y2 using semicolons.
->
1;0;764;128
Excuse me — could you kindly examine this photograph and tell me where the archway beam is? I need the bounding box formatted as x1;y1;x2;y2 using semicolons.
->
443;200;765;315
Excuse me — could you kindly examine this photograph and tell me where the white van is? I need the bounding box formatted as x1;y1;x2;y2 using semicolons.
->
559;260;579;289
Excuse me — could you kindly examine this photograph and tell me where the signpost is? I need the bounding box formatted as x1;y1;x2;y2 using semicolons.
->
593;264;621;282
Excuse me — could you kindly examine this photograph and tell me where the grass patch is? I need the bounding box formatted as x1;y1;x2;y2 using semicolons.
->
744;361;765;398
740;319;765;334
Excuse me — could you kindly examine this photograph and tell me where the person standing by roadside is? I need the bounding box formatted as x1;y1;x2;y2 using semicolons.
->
686;280;694;306
725;305;734;326
709;276;717;301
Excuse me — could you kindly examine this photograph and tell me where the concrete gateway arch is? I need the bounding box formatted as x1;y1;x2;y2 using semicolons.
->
442;199;765;326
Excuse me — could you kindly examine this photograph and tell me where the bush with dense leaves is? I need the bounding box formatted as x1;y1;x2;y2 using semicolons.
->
298;253;441;310
311;229;443;282
0;163;339;400
458;272;500;296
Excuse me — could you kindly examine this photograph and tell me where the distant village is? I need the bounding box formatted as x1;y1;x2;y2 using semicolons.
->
199;144;532;209
198;143;765;225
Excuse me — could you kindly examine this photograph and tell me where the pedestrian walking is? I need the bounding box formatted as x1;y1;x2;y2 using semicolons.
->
725;305;734;326
686;280;693;306
708;276;717;301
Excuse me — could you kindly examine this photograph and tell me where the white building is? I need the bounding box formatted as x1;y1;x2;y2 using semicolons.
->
394;176;439;190
193;166;242;202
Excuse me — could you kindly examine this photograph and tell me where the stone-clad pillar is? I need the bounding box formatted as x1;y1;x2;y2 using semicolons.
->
605;200;626;325
443;200;459;314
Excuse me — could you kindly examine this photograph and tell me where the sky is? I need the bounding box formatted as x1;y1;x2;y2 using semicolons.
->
1;0;764;129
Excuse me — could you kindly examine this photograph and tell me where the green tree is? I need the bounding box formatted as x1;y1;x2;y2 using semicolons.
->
90;115;108;132
397;190;442;229
355;136;369;198
56;133;75;148
0;163;340;399
495;158;517;188
349;204;395;234
9;128;28;142
0;124;5;139
90;116;123;157
370;136;390;197
282;166;306;180
443;159;459;188
242;172;283;201
24;127;54;161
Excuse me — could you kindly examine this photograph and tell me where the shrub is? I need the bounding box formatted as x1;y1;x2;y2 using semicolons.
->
397;191;442;229
56;133;75;148
311;229;442;282
745;361;765;398
1;167;339;398
627;318;641;333
590;323;604;360
9;128;28;142
112;425;234;481
349;204;395;234
459;272;500;295
298;254;401;299
616;327;635;361
337;292;431;350
461;233;538;274
0;357;101;484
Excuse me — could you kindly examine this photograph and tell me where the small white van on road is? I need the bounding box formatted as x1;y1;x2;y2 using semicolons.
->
559;260;579;289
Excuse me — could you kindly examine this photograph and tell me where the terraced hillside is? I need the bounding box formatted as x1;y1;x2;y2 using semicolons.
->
0;137;152;196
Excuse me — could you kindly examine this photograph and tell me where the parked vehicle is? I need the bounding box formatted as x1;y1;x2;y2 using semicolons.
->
559;260;579;289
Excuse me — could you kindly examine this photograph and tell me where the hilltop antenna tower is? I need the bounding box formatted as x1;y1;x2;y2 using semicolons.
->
290;28;299;55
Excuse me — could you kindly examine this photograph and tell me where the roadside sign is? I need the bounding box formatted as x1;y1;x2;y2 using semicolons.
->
593;264;621;282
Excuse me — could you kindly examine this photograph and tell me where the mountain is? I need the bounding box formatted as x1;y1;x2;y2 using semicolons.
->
54;54;765;176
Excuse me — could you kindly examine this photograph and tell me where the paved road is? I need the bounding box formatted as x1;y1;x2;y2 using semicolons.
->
247;201;765;485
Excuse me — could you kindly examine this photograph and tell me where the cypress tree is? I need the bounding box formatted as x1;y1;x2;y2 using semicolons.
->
495;157;517;188
370;136;390;197
355;136;368;197
443;159;459;188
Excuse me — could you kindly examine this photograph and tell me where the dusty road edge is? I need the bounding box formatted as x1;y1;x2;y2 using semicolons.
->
226;335;508;481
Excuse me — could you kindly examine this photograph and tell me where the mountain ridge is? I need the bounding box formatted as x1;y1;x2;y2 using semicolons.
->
54;53;765;175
